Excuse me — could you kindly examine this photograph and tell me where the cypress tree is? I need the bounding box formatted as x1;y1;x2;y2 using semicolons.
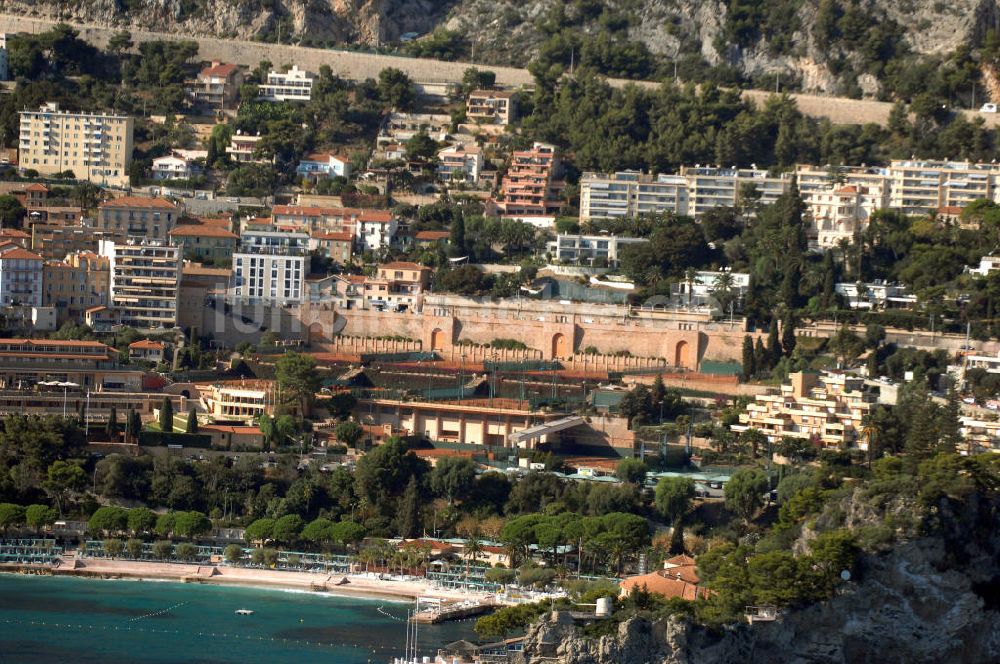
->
742;335;755;380
781;313;797;357
651;374;666;418
128;410;142;443
186;408;198;434
754;338;767;374
160;397;174;433
449;211;466;254
398;477;421;539
766;319;780;367
106;406;118;438
938;384;962;454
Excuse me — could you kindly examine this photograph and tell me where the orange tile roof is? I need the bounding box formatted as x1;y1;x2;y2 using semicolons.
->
379;261;428;271
619;571;708;600
201;62;240;77
0;229;30;238
0;247;43;260
129;339;166;350
415;230;450;241
24;183;49;193
169;225;238;239
200;424;263;434
100;197;177;210
0;338;110;349
85;305;109;313
312;231;354;241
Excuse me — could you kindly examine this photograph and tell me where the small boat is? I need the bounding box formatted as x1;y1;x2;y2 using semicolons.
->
234;609;254;615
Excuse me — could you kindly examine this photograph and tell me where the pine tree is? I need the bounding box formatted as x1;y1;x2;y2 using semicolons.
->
159;397;174;433
186;408;198;434
399;477;421;538
781;313;797;357
766;319;781;368
449;211;466;254
742;335;756;380
938;383;963;453
106;406;118;438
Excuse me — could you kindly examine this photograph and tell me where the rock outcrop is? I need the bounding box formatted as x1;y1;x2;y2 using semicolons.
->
5;0;1000;96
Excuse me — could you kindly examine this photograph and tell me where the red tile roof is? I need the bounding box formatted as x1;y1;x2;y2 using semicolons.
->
380;261;429;271
0;338;110;349
415;230;450;241
24;183;49;193
0;229;30;238
169;225;238;239
100;197;177;210
312;231;354;241
619;571;709;600
0;247;43;260
129;340;166;350
201;62;240;78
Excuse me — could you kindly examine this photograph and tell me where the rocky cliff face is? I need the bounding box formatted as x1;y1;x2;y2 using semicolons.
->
520;492;1000;664
7;0;1000;95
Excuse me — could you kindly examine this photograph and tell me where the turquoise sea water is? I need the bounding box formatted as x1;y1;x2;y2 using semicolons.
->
0;574;478;663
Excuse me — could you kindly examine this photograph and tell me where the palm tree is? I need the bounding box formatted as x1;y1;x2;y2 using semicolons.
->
711;271;736;314
861;415;880;468
463;535;483;575
685;267;699;307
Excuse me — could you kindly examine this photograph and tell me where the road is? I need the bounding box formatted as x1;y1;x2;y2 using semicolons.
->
3;12;998;128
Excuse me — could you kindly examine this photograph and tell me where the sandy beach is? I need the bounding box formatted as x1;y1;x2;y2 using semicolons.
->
1;558;494;605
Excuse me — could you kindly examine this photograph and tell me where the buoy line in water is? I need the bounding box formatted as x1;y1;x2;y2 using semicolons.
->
128;602;187;622
0;618;416;653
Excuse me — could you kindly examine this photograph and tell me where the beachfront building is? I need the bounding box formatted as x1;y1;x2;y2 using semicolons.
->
200;380;277;424
732;371;877;449
258;65;315;102
18;102;134;187
96;197;179;242
547;233;649;267
0;338;141;391
186;61;243;111
490;142;565;224
230;227;308;306
0;244;43;307
100;239;182;330
467;89;519;125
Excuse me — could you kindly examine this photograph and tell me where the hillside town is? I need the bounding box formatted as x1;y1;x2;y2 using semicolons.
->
1;19;1000;664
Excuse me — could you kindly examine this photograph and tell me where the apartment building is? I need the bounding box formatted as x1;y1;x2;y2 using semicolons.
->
579;171;688;220
0;228;29;249
682;166;791;217
466;89;519;125
168;223;239;261
187;61;243;110
258;65;315;102
378;112;451;144
31;224;118;261
100;239;182;330
672;270;751;308
230;228;308;306
363;261;431;312
354;210;398;252
226;132;264;163
834;281;916;310
127;339;167;364
42;251;110;324
547;233;649;266
437;143;483;184
18;102;134;187
579;167;789;220
491;142;565;222
886;160;1000;215
732;371;877;449
151;149;207;180
96;197;179;241
0;244;43;307
309;231;353;264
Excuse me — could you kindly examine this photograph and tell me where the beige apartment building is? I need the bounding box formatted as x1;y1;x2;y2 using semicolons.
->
732;371;876;449
96;197;179;242
18;102;134;187
200;380;276;424
42;251;110;325
467;89;519;125
886;160;1000;215
100;239;182;330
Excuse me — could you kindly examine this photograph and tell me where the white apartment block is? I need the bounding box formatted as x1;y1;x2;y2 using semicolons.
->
0;245;43;307
437;143;483;184
579;168;790;220
19;103;134;187
354;211;399;252
732;371;877;449
100;239;181;330
231;228;308;306
258;65;316;102
887;160;1000;215
834;281;916;310
547;233;650;266
226;132;264;163
151;149;207;180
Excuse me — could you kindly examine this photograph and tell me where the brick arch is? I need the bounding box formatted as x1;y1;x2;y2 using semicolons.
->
430;328;446;351
675;340;690;368
552;333;568;359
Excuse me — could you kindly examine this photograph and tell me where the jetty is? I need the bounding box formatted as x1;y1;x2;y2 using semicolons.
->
411;596;495;624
